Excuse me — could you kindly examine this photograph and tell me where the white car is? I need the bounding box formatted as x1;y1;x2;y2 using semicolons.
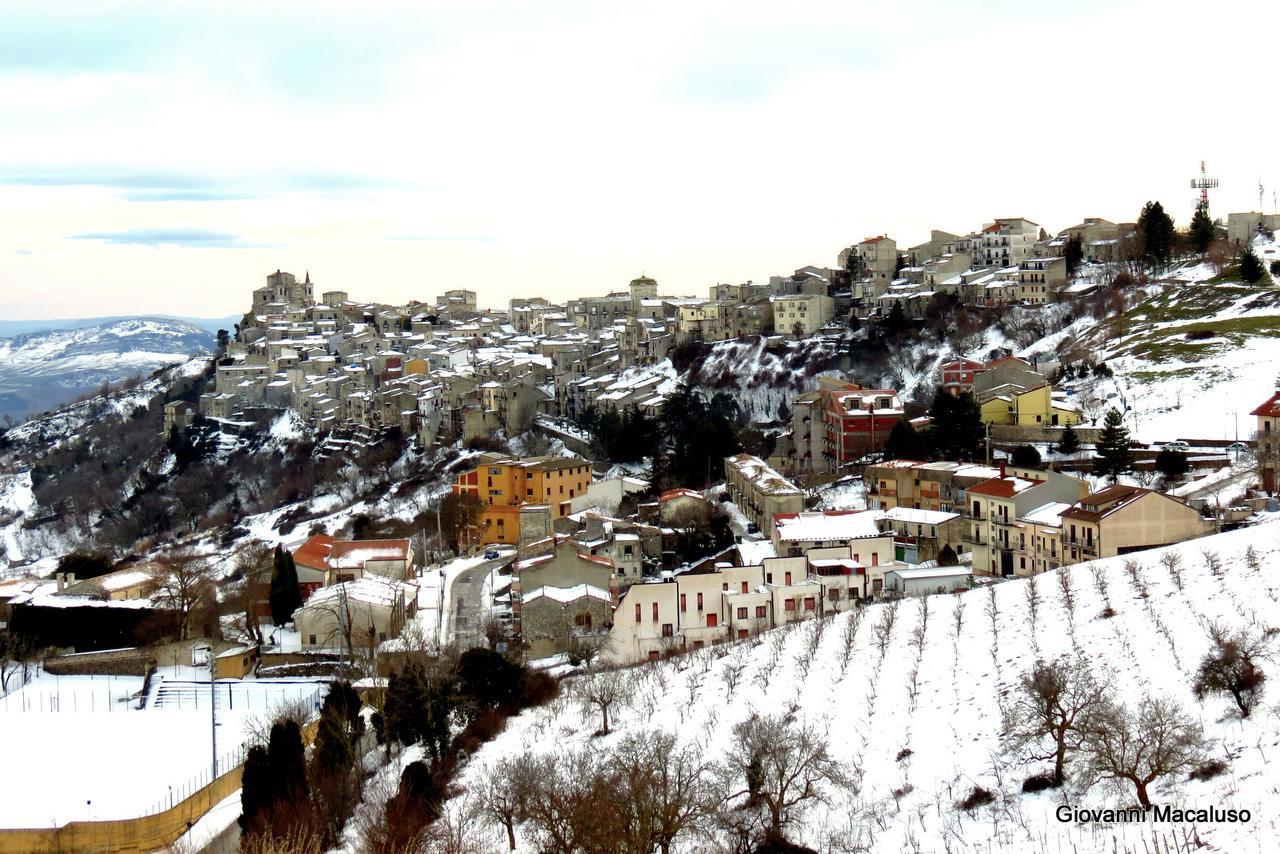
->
1163;441;1190;452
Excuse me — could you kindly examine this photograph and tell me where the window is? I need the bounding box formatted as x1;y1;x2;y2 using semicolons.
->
829;589;841;601
661;623;673;638
785;572;792;585
738;629;750;639
697;592;703;610
624;545;633;556
308;634;317;645
737;607;748;619
706;614;718;627
574;613;592;627
722;582;728;591
765;573;772;584
741;581;749;593
379;632;387;642
680;594;687;611
652;603;659;622
755;605;767;618
635;603;641;622
648;650;660;661
804;597;816;611
784;599;796;612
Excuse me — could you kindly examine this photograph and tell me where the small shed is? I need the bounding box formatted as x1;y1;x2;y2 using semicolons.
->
214;644;260;679
884;566;972;596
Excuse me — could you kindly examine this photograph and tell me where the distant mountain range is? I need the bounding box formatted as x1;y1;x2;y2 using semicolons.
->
0;314;240;338
0;318;215;422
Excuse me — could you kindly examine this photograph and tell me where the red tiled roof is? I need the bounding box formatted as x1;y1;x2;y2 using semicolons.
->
327;539;411;566
967;476;1043;498
292;534;335;570
861;235;889;244
1251;391;1280;418
659;488;704;503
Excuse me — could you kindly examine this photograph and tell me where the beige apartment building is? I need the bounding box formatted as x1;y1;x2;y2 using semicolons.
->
294;577;417;650
1059;486;1210;563
770;293;834;337
966;468;1088;576
724;454;805;536
865;460;1001;514
1252;391;1280;493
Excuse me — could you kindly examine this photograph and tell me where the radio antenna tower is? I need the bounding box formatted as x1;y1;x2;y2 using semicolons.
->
1190;160;1218;210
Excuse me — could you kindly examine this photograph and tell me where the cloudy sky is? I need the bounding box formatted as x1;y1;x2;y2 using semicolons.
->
1;0;1275;319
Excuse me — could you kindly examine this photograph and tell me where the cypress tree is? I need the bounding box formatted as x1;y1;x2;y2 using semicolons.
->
936;544;959;566
1189;203;1215;254
239;745;272;834
1056;422;1080;455
883;418;926;461
1137;201;1176;269
266;719;308;801
1240;244;1266;285
1092;408;1133;483
269;545;303;626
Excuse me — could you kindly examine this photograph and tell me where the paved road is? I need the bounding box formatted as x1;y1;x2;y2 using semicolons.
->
446;553;513;650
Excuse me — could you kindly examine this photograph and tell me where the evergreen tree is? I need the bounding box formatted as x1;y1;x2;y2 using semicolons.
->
1154;448;1191;481
883;418;926;461
936;544;959;566
1010;444;1042;468
1056;422;1080;455
1239;243;1266;285
1189;203;1215;254
925;389;985;461
268;545;303;626
311;682;367;845
239;745;272;834
1137;201;1176;269
1064;234;1084;276
1093;408;1133;483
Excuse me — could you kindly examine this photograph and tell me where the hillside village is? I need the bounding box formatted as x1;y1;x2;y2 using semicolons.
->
1;202;1280;852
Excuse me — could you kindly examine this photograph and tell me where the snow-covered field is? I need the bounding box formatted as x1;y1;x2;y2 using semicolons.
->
457;519;1280;852
0;672;325;828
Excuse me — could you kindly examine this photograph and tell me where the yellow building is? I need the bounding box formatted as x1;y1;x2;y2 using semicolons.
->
1059;485;1211;563
979;383;1079;427
454;454;593;544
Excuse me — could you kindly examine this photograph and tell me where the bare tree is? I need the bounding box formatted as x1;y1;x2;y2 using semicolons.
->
230;541;273;645
611;731;722;854
577;666;632;735
719;713;852;845
1010;657;1108;787
0;632;36;695
475;753;543;851
150;551;216;641
1080;696;1208;808
1193;624;1270;718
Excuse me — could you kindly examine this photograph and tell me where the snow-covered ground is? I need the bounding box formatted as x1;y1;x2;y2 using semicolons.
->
0;671;326;828
456;519;1280;852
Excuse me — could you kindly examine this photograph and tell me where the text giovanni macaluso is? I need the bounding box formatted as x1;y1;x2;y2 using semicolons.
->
1057;804;1251;824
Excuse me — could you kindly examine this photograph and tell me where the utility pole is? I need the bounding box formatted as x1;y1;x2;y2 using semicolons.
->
209;652;217;781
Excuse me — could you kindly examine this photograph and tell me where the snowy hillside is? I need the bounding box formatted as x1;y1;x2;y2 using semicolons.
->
455;520;1280;852
0;317;213;420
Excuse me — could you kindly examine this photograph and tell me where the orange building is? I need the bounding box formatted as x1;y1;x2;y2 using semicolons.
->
453;453;593;544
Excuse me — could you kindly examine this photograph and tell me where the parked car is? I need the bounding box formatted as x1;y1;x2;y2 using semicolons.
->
484;549;500;560
1227;442;1247;453
1164;441;1190;452
746;522;760;535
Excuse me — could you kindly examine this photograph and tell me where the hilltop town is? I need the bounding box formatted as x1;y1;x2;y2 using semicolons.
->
2;202;1280;851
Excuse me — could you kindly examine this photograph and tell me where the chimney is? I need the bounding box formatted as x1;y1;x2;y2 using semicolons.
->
1000;462;1007;478
56;572;65;592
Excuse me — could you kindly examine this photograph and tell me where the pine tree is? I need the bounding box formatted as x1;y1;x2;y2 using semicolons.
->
926;389;985;461
1093;408;1133;483
1189;203;1215;254
1064;234;1084;276
883;418;926;461
1010;444;1042;468
269;545;303;626
1056;422;1080;456
239;745;272;834
1239;243;1266;285
1137;201;1176;269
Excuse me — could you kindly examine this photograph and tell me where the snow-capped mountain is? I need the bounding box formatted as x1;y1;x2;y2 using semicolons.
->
0;318;214;421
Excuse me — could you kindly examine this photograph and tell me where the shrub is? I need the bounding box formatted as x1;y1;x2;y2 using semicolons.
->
1021;773;1057;793
1188;759;1229;782
958;786;995;811
521;670;560;707
895;748;913;762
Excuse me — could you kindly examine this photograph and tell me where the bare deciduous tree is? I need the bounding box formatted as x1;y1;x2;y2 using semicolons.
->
1192;624;1270;718
475;753;543;851
612;731;722;854
150;551;216;641
719;713;853;845
1080;696;1208;808
1010;657;1108;787
577;666;632;735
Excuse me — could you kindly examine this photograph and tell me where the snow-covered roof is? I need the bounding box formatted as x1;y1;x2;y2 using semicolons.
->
878;507;959;525
1018;501;1073;527
522;584;612;605
773;510;882;542
300;577;416;610
887;566;972;580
